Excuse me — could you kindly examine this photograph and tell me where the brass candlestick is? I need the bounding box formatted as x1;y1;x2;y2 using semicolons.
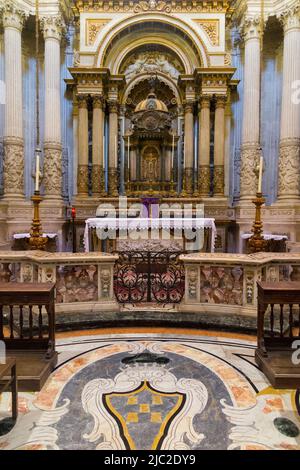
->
248;192;268;253
28;191;47;250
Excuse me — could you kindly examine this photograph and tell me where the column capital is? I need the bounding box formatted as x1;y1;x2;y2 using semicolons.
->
215;95;227;108
41;15;66;41
199;95;212;110
77;94;89;109
184;101;194;114
240;16;263;41
278;5;300;33
92;94;105;110
108;100;119;114
2;1;28;31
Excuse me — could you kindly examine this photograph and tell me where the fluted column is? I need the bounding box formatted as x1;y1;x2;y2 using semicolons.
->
182;102;194;195
277;8;300;200
240;17;262;200
213;95;226;197
108;101;119;196
2;4;27;198
92;95;105;196
198;96;211;196
77;95;89;196
41;16;65;200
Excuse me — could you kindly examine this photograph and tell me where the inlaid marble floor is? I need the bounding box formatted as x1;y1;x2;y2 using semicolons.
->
0;331;299;450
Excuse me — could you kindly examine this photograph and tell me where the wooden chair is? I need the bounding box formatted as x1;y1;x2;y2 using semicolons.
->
255;281;300;388
0;358;18;421
0;283;57;391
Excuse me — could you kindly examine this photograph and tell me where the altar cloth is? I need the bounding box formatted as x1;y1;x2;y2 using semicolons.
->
84;217;217;252
13;232;57;239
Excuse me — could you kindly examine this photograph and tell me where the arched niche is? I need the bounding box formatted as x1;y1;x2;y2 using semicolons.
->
94;13;208;70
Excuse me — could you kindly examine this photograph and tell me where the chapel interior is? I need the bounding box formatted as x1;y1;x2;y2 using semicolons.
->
0;0;300;452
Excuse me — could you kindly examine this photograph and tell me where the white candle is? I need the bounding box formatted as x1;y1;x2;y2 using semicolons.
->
258;155;263;194
115;136;117;166
35;153;40;192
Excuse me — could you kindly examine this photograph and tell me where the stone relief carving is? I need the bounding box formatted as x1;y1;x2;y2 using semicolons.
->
196;20;219;46
21;263;34;283
86;19;109;46
56;265;98;303
278;141;300;197
187;267;198;299
213;165;224;196
122;52;182;82
240;146;260;198
0;263;12;283
43;147;62;196
198;166;211;196
3;140;24;196
100;268;111;298
134;1;171;13
62;148;69;200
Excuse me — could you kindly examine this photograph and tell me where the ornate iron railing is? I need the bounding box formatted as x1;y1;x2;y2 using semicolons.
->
114;251;185;304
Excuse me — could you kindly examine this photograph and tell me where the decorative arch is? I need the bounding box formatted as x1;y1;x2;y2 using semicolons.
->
94;13;209;69
121;71;182;107
108;36;192;75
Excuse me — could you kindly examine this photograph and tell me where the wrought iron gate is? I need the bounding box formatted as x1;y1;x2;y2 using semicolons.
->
114;251;185;304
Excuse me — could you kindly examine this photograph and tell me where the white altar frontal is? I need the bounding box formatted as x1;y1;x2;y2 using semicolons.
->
84;217;217;253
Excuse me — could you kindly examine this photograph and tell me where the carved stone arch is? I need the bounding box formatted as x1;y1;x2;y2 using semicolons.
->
94;13;209;69
110;37;191;75
121;72;182;110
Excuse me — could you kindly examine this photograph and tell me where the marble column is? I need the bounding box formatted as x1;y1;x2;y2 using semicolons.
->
213;95;226;197
182;102;194;195
41;16;65;200
77;95;89;196
240;17;262;200
198;96;211;196
2;4;27;198
277;8;300;200
108;101;119;197
92;95;105;196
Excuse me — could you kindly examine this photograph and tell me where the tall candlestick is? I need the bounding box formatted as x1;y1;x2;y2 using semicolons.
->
115;136;117;166
35;152;40;192
257;155;263;193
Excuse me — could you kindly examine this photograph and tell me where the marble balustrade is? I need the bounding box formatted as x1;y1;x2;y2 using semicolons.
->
0;252;300;320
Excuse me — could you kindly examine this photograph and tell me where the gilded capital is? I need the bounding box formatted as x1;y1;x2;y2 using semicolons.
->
108;100;119;114
199;96;211;110
184;102;194;114
77;94;89;109
92;95;105;110
215;95;227;108
2;1;28;31
41;15;66;41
